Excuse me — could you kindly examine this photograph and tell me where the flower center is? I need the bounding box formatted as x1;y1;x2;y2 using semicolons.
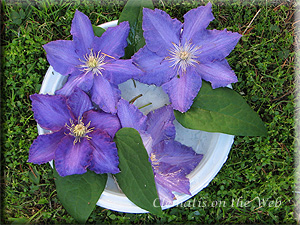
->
73;123;87;137
166;41;201;73
65;118;94;144
78;49;115;76
179;51;189;60
87;57;99;69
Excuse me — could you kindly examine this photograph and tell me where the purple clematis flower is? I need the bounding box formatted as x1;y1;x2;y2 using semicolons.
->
117;99;203;206
132;2;242;112
43;10;141;114
28;88;121;177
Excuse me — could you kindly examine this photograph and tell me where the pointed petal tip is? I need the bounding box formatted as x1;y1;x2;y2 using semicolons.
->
172;100;194;113
71;9;94;56
74;9;86;19
109;167;120;174
29;93;38;101
223;28;243;38
198;60;238;89
118;20;130;28
94;21;130;59
182;2;215;43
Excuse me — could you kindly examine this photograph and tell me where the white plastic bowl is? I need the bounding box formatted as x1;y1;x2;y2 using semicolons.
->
38;20;234;213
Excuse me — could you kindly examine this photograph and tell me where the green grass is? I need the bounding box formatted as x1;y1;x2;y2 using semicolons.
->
1;0;295;223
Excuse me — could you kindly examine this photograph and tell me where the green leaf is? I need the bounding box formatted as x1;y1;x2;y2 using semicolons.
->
92;25;106;37
53;167;107;223
118;0;154;59
114;128;163;215
174;81;267;136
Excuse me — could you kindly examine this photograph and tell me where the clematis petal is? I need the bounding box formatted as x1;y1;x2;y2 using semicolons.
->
146;105;176;146
43;40;80;76
102;59;141;85
117;99;147;131
55;71;94;97
90;75;121;114
154;180;175;206
71;10;94;56
55;135;93;177
196;59;238;89
83;110;121;138
132;46;176;86
67;88;93;119
140;131;153;155
194;29;242;63
162;67;202;113
28;129;66;164
88;130;120;174
142;8;182;57
181;2;215;45
93;21;130;59
30;94;74;131
153;140;203;176
155;171;191;196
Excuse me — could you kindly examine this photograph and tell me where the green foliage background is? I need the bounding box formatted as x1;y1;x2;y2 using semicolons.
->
1;0;295;223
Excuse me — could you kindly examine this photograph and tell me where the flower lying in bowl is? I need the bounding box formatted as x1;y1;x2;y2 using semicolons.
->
117;99;203;206
29;88;120;176
43;10;141;114
133;2;241;112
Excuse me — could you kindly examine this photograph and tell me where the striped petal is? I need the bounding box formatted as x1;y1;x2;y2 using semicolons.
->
162;67;202;113
142;8;182;57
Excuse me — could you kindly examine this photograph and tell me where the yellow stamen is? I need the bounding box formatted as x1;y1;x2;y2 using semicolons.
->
77;49;115;76
150;153;160;168
65;118;94;145
166;41;201;73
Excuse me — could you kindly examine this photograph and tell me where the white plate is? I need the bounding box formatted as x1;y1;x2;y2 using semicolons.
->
38;20;234;213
